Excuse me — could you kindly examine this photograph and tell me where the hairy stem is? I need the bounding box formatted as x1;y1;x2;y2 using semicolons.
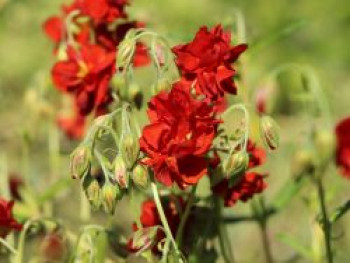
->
316;178;333;263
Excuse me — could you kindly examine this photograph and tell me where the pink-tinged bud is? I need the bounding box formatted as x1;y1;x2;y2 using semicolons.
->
132;165;149;189
260;115;280;151
70;146;91;179
130;226;158;251
114;155;128;189
101;183;120;215
40;232;68;262
314;130;335;163
120;134;139;169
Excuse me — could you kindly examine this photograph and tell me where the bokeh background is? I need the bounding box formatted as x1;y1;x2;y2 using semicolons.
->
1;0;350;262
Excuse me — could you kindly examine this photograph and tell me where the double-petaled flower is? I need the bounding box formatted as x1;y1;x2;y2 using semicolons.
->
140;82;220;188
172;25;247;101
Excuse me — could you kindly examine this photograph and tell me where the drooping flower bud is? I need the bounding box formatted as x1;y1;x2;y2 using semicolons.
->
314;130;335;163
117;38;136;67
120;133;139;169
128;82;143;109
260;115;280;151
70;145;91;179
132;164;149;189
85;178;101;209
101;183;120;215
292;149;315;177
224;151;249;187
153;78;171;94
114;155;128;189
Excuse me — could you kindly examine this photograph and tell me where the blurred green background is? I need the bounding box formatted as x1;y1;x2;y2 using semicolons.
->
1;0;350;262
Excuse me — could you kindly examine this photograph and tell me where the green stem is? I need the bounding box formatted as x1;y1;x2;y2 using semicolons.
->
175;185;197;248
215;198;235;263
15;219;36;263
0;237;17;255
150;182;180;257
316;178;333;263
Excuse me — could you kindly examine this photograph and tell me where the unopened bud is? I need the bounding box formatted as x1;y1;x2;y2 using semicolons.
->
85;179;101;209
120;134;139;169
70;146;91;179
314;130;335;163
292;149;315;177
114;155;128;189
153;78;171;94
101;183;119;215
117;39;136;67
224;151;249;187
132;165;149;189
128;82;143;109
260;115;280;151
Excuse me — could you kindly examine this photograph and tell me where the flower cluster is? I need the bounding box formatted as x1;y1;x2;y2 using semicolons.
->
140;25;251;191
0;198;22;238
44;0;149;139
212;141;267;207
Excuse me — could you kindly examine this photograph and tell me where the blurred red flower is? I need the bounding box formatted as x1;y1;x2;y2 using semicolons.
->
172;25;247;101
8;174;23;201
81;0;129;25
140;82;220;188
0;198;22;238
52;44;116;115
212;141;267;207
335;117;350;178
127;197;183;254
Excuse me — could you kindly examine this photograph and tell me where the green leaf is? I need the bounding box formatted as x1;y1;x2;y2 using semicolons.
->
277;233;313;259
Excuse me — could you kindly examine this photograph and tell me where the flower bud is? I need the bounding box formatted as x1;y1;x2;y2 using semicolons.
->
292;149;315;177
314;130;335;163
224;151;249;187
70;146;91;179
128;82;143;109
85;179;102;209
117;39;136;67
153;78;171;94
120;133;139;169
114;155;128;189
132;165;149;189
260;115;280;151
101;183;120;215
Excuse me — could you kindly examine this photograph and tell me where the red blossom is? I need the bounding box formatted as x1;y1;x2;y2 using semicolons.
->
335;117;350;178
57;112;86;140
52;44;115;115
81;0;129;25
8;174;23;201
212;141;268;207
172;25;247;101
0;198;22;238
140;82;219;188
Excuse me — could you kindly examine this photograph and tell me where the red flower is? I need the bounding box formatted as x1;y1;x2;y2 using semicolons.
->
57;112;86;140
52;44;115;115
8;174;23;201
81;0;129;25
335;117;350;178
0;198;22;238
212;141;268;207
127;197;183;254
140;82;219;188
213;172;267;207
172;25;247;101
